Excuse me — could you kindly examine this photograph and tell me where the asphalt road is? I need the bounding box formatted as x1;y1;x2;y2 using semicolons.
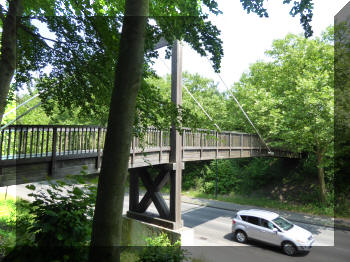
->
123;196;350;262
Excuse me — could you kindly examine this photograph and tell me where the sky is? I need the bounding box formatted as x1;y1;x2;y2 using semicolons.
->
151;0;349;91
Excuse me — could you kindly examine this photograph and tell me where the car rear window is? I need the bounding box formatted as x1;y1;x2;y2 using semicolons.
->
247;216;259;225
240;215;247;221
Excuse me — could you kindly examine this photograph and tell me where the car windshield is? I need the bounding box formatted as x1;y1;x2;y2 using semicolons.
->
272;216;293;231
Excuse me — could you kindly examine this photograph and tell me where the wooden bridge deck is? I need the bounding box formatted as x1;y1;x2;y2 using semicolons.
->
0;125;298;186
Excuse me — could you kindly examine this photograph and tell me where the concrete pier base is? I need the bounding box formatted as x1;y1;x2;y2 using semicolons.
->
122;216;194;246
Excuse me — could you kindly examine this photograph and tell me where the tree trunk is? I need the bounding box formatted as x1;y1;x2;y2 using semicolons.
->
88;1;148;262
316;150;327;204
0;0;23;124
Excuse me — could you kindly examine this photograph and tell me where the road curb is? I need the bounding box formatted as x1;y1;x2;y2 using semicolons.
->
180;198;350;231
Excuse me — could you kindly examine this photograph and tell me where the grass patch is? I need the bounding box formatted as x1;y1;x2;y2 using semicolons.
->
0;194;33;258
183;190;336;217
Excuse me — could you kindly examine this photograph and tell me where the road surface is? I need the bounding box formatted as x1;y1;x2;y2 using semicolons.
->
123;195;349;262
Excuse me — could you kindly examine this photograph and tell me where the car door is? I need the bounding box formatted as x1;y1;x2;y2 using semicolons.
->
245;216;261;240
259;218;281;246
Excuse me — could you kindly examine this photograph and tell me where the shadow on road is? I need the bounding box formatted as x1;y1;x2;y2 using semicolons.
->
182;205;234;228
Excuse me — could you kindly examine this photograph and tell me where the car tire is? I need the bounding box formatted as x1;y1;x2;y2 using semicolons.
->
235;230;247;243
282;241;297;256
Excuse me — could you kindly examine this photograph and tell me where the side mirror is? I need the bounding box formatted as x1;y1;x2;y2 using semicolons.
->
273;228;278;233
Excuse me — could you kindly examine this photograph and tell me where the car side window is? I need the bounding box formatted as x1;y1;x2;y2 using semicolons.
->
260;219;274;230
240;215;247;221
247;216;259;225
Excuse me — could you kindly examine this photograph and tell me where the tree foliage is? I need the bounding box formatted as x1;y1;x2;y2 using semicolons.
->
334;18;350;204
0;0;315;128
227;28;334;202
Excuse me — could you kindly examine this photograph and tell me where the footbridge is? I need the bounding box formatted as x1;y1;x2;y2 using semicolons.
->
0;125;298;187
0;40;300;230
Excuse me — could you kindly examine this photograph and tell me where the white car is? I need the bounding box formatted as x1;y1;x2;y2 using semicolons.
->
232;209;314;256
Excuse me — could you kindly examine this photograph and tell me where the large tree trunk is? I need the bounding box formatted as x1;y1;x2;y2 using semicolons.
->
88;1;148;262
0;0;23;124
316;149;327;204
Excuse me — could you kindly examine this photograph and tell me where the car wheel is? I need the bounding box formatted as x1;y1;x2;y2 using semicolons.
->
235;230;247;243
282;241;297;256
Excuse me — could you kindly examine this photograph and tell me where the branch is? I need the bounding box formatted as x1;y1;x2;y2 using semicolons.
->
17;22;68;58
18;22;66;44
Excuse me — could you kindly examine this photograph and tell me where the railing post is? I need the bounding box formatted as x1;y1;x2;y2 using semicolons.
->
96;127;102;170
132;135;136;167
50;127;57;176
200;132;202;160
159;130;163;164
250;134;253;156
18;127;23;159
240;134;243;157
216;131;218;159
229;133;231;157
0;129;4;160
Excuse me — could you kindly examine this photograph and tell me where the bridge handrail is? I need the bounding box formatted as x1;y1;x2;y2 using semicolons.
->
0;125;269;161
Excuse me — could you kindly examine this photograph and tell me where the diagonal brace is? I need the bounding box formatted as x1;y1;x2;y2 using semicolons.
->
137;168;170;218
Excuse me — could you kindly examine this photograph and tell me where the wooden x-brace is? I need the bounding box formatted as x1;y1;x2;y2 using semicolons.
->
129;166;170;219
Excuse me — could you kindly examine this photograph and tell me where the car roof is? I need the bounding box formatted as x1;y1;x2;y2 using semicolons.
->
237;209;279;221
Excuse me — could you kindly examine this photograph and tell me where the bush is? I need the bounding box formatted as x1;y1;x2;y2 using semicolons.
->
4;170;97;262
137;233;189;262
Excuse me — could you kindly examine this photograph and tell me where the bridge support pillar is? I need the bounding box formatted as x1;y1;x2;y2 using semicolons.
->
126;164;183;230
169;39;183;230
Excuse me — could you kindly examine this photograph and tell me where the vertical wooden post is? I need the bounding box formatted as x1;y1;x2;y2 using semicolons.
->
40;127;44;157
96;127;102;170
133;136;136;165
159;130;163;163
50;127;57;176
229;132;231;157
12;127;16;158
18;127;23;158
7;128;11;159
129;169;139;212
200;132;202;160
46;127;50;156
0;129;4;160
216;131;218;159
30;127;34;158
240;134;243;158
23;127;28;158
169;40;183;229
250;135;253;156
36;127;40;156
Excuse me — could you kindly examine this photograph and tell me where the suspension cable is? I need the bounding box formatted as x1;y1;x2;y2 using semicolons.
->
204;57;273;154
0;102;42;131
160;57;222;132
2;93;40;119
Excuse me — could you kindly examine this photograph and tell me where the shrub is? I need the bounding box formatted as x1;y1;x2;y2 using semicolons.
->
137;233;189;262
4;170;97;262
